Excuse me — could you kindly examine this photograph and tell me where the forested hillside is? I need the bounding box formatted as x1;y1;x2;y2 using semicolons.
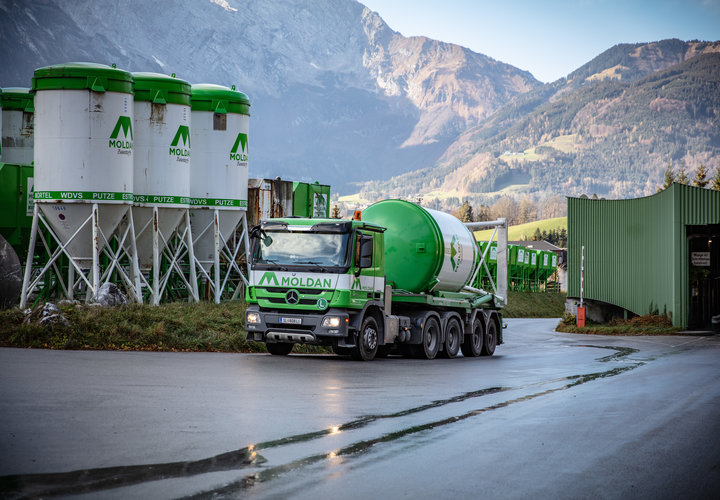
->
354;41;720;211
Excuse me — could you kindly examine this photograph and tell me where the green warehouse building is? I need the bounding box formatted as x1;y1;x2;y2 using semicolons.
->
567;183;720;329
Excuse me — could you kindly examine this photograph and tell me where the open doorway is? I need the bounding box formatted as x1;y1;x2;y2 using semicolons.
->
687;224;720;329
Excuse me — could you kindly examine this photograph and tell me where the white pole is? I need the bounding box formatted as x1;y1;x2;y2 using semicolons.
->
19;203;40;309
90;203;100;302
127;207;142;304
152;206;160;305
580;245;584;308
214;209;221;304
185;210;199;302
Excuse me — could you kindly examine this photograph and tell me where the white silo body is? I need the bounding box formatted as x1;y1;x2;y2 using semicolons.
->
189;84;250;272
131;72;192;271
32;62;134;269
1;88;35;164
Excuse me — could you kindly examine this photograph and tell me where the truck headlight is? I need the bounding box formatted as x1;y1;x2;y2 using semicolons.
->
247;312;261;324
322;316;341;328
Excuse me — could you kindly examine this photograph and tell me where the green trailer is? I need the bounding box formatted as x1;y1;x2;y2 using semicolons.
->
475;241;498;290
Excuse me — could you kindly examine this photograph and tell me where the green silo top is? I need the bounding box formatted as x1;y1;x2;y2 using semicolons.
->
132;72;191;106
32;62;133;94
191;83;250;115
0;87;34;112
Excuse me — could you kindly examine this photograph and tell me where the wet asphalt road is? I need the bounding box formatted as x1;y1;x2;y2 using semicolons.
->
1;318;720;499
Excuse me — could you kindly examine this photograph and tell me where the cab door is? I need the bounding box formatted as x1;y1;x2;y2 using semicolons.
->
351;230;383;304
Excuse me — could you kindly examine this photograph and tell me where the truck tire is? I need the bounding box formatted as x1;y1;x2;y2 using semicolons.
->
439;317;461;358
351;315;379;361
412;316;440;360
461;317;483;357
482;319;497;356
266;343;294;356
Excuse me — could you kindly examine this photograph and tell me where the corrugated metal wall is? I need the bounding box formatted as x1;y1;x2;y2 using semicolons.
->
568;184;720;327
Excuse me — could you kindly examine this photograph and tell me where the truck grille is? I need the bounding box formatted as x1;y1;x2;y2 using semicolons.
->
257;286;327;296
265;297;320;306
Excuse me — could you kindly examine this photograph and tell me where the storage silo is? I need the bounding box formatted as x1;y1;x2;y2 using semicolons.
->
21;63;137;306
189;84;250;301
1;88;34;165
131;73;191;265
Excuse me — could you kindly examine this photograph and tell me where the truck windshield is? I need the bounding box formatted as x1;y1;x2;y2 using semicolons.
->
253;231;350;268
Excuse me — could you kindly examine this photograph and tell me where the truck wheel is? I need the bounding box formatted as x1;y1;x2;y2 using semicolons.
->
439;317;461;358
461;317;483;357
351;315;378;361
412;317;440;360
266;343;294;355
482;319;497;356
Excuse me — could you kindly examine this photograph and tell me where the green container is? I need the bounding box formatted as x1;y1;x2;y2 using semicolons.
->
32;62;133;93
190;83;250;115
132;72;191;106
538;250;554;281
1;87;34;112
0;162;35;259
362;199;479;294
476;240;498;288
292;181;331;218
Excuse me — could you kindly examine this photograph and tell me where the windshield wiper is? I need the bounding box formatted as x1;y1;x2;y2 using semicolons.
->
258;258;288;271
293;260;332;272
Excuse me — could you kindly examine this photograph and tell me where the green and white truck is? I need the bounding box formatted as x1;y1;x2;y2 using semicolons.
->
245;199;507;360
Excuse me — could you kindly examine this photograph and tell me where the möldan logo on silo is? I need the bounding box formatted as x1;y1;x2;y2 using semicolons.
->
170;125;190;161
109;116;133;152
230;132;248;163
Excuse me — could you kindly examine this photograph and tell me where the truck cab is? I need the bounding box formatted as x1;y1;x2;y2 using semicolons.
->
245;218;387;358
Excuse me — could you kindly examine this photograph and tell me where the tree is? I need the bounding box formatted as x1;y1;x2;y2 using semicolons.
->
658;162;675;192
491;196;519;226
453;201;474;222
540;195;567;219
676;163;689;185
532;228;542;241
711;167;720;191
475;204;492;222
518;195;538;224
692;164;709;188
331;204;341;219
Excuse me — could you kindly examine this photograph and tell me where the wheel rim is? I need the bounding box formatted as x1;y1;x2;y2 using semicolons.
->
364;325;378;351
487;326;496;350
473;323;482;350
447;321;459;351
426;322;438;352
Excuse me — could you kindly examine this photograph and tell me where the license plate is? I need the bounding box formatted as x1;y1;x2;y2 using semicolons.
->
280;317;302;325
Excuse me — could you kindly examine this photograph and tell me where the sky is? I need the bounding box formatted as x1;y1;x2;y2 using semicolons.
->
360;0;720;82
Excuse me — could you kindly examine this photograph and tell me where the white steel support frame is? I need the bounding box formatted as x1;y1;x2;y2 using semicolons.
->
192;209;250;304
19;203;142;308
132;207;199;305
463;218;508;305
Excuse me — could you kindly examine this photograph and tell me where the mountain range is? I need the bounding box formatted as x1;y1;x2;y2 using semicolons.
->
2;0;718;207
359;40;720;208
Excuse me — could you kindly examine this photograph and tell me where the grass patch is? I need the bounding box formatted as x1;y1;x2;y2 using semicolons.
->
502;291;566;318
0;301;330;354
474;217;567;242
555;313;682;335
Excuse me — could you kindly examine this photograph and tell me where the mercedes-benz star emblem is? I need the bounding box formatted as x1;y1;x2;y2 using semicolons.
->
285;290;299;305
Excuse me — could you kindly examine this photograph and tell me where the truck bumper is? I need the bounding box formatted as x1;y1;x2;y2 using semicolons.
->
245;305;353;345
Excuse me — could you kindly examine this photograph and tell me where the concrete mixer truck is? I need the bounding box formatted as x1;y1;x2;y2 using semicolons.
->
245;199;507;360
